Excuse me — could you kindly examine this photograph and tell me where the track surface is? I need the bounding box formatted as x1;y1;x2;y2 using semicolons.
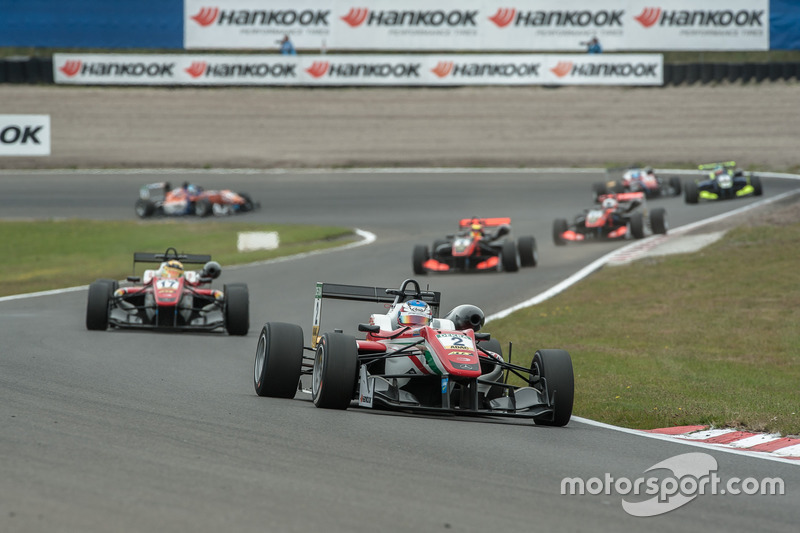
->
1;170;799;532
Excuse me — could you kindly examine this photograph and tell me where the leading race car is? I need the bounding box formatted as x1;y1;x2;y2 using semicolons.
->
413;217;537;274
684;162;763;204
553;191;667;245
593;167;681;201
86;247;249;335
135;181;259;218
253;278;574;426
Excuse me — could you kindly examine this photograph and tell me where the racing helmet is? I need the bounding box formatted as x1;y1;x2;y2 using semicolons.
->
396;299;433;327
601;197;618;209
160;260;184;279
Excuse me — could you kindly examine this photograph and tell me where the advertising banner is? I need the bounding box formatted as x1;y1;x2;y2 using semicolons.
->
183;0;768;51
769;0;800;50
0;115;51;156
53;53;662;86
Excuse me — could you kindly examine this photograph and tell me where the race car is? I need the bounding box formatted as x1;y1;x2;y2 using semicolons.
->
412;217;537;274
253;278;574;426
593;167;681;200
135;182;259;218
553;191;667;245
85;247;249;335
684;162;763;204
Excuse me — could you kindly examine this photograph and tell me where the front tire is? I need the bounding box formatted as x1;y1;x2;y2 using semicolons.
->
224;283;249;336
86;279;116;330
751;175;763;196
553;219;568;246
531;349;574;427
629;213;645;239
312;332;358;409
195;198;212;217
650;208;668;235
684;180;699;204
500;240;519;272
517;236;538;267
669;176;682;196
135;199;155;218
254;322;304;398
412;245;429;275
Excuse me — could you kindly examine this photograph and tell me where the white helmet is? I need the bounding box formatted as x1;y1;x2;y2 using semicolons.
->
602;197;618;209
396;299;432;327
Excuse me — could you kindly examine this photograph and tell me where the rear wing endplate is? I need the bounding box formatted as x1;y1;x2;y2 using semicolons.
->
311;282;441;345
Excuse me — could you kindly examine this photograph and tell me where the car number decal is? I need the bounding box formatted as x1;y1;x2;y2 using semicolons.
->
436;334;474;350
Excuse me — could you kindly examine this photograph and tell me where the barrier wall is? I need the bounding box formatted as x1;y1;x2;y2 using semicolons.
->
51;53;663;86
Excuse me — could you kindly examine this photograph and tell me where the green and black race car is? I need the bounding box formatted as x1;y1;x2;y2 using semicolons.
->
684;161;763;204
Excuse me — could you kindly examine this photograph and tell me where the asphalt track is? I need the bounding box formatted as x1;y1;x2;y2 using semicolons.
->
1;169;799;532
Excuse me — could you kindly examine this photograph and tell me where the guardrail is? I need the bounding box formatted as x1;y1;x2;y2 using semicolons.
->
0;56;798;85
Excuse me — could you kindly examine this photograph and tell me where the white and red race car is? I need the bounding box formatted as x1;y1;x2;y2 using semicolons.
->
593;167;682;201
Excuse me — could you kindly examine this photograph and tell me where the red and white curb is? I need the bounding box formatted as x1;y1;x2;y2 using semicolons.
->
646;426;800;460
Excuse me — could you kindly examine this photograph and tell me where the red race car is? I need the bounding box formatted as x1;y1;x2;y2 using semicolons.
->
593;167;682;201
86;247;249;335
553;192;668;245
413;217;537;274
135;182;259;218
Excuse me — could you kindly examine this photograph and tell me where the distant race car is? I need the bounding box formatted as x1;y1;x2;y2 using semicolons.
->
86;247;249;335
593;167;681;200
135;182;259;218
413;217;537;274
253;278;574;426
684;162;763;204
553;191;667;245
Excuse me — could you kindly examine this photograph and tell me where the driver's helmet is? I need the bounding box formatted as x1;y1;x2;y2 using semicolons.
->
396;299;432;327
159;260;184;279
601;197;618;210
644;166;654;175
713;166;725;178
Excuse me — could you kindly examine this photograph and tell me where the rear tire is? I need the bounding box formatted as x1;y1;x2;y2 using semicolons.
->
531;349;574;427
254;322;304;398
312;332;358;409
592;182;608;202
500;240;519;272
224;283;249;336
412;245;429;275
86;279;116;330
517;236;538;267
684;180;699;204
553;219;568;246
135;199;155;218
629;213;645;239
669;176;682;196
650;208;668;235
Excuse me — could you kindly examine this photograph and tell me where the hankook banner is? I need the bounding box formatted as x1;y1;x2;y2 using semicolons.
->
53;53;662;86
183;0;768;51
0;115;51;156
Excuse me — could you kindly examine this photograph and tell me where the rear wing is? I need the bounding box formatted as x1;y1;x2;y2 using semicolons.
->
458;217;511;228
698;161;736;170
597;191;645;204
138;182;170;200
311;281;442;345
132;248;211;273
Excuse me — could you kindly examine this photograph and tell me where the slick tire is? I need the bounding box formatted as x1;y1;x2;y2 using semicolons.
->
224;283;249;336
669;176;682;196
194;198;212;217
591;182;608;202
86;279;117;330
517;236;538;267
500;240;519;272
531;349;574;427
751;175;763;196
685;180;699;204
412;245;429;275
238;192;255;211
254;322;304;398
629;213;645;239
135;199;156;218
650;208;668;235
312;332;358;410
553;219;569;246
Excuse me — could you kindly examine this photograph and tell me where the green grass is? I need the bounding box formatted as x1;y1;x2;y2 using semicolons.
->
487;221;800;436
0;219;355;296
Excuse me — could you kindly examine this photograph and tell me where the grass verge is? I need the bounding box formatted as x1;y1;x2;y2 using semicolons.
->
0;219;356;297
487;215;800;436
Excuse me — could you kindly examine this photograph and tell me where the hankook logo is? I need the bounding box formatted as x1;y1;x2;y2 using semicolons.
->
185;61;207;78
306;61;329;78
191;7;219;26
341;7;369;27
59;60;82;77
431;61;454;78
634;7;661;28
551;61;573;77
489;8;516;28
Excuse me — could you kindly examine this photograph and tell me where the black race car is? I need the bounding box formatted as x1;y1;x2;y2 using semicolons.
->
684;162;763;204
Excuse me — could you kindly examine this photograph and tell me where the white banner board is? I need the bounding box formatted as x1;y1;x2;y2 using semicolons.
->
54;53;662;86
183;0;768;51
0;115;51;156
